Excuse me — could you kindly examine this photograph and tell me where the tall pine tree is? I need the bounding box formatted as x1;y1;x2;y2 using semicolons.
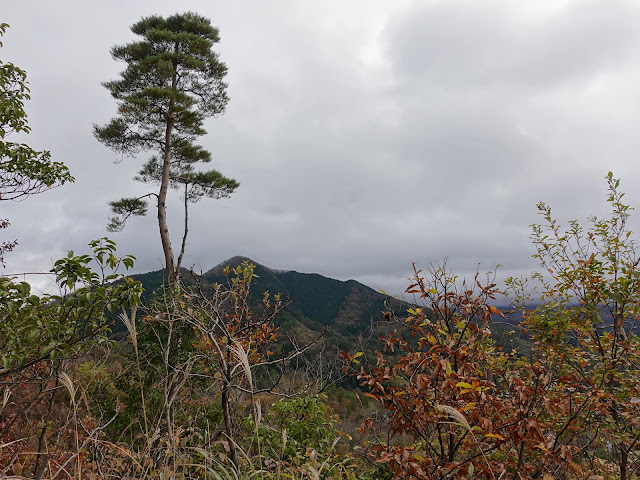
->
95;12;238;287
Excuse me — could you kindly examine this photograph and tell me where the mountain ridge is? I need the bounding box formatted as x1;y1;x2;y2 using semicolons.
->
129;256;405;351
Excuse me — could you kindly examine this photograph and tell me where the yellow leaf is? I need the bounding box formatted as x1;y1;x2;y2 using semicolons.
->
444;360;452;376
462;402;476;412
456;382;473;389
484;433;505;440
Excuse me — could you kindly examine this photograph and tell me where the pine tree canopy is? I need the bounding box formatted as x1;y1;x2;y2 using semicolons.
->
95;12;229;156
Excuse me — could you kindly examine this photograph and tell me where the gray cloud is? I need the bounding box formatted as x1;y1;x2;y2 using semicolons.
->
3;0;640;298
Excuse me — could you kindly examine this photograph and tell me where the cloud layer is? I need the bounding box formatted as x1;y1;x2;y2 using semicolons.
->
3;0;640;297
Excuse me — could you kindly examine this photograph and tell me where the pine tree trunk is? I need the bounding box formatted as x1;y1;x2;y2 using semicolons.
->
159;68;178;288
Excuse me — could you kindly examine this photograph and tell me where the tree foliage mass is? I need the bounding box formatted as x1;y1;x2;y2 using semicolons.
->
0;23;73;202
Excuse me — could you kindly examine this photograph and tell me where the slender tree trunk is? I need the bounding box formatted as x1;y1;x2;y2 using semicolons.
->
34;373;59;480
176;182;189;275
221;378;239;467
159;67;178;288
221;340;239;467
619;444;628;480
163;318;177;477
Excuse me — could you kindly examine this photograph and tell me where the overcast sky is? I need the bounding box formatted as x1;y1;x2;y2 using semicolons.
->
3;0;640;297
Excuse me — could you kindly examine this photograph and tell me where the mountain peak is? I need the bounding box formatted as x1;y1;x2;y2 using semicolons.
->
130;259;408;342
221;255;257;267
204;255;270;276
